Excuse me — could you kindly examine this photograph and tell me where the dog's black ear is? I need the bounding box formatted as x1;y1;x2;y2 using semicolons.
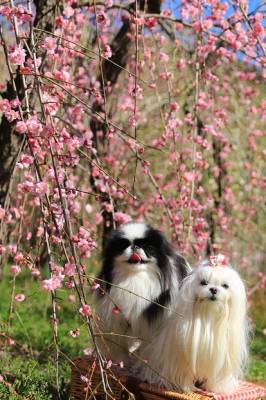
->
98;229;121;293
174;253;191;281
146;226;175;258
179;269;194;289
102;228;120;257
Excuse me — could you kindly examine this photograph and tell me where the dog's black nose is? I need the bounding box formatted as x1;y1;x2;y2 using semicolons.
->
209;287;217;295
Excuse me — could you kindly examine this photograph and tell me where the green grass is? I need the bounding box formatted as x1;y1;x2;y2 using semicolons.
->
0;270;90;354
247;289;266;383
247;333;266;383
0;268;265;399
0;268;91;399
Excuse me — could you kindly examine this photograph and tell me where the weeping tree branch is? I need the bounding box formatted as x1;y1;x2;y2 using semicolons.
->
0;0;58;209
205;139;227;256
90;0;162;247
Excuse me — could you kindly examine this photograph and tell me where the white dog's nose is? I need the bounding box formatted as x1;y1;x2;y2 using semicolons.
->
209;287;218;295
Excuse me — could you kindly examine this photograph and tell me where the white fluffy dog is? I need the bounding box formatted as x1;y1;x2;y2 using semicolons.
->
136;258;248;394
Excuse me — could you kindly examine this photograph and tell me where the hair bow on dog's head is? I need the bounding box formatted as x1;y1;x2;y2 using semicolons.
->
209;254;228;267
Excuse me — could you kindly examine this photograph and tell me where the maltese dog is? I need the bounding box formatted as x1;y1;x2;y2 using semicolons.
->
136;256;248;394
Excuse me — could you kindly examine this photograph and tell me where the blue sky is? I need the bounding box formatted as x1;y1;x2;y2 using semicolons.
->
163;0;266;20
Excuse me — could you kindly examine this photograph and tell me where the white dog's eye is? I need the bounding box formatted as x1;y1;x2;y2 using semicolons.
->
200;279;208;286
222;283;229;289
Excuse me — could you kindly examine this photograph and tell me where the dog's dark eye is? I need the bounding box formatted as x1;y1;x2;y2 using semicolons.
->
200;279;208;286
134;239;147;248
222;283;229;289
115;238;130;251
134;239;155;256
134;239;153;250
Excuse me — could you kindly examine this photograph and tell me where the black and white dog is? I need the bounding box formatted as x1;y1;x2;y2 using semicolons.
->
95;222;191;363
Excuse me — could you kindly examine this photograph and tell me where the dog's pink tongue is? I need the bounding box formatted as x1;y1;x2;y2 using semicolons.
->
130;252;141;263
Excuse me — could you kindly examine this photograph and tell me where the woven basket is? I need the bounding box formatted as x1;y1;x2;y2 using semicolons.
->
70;356;211;400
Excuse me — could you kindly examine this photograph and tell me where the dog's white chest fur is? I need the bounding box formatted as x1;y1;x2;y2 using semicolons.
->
99;263;162;329
111;267;161;322
96;263;163;361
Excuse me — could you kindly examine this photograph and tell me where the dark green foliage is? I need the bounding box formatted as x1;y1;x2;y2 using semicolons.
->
0;355;70;399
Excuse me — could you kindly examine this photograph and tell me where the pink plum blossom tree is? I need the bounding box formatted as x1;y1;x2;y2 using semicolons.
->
0;0;265;396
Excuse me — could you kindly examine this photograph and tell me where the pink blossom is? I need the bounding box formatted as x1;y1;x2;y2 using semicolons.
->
210;254;228;267
10;265;21;276
96;11;108;25
128;115;137;127
13;252;23;265
64;262;76;276
80;375;89;383
170;102;179;111
253;23;264;36
10;98;20;109
66;279;75;289
15;121;27;134
83;347;94;356
8;46;26;66
144;48;152;60
85;204;93;213
15;294;25;302
79;304;92;317
14;5;33;22
26;117;42;135
42;277;62;291
69;328;80;337
63;6;74;18
34;182;48;197
159;71;172;80
114;212;132;225
5;109;19;122
0;206;5;220
103;44;112;59
0;245;6;255
145;17;157;29
0;99;11;112
41;37;57;55
112;306;120;315
94;213;103;225
31;268;40;277
183;172;195;183
159;52;169;63
91;281;100;291
106;360;112;369
17;154;34;169
68;294;76;303
0;6;12;18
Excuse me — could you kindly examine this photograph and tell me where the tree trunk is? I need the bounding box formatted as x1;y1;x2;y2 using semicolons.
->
0;0;57;207
90;0;162;247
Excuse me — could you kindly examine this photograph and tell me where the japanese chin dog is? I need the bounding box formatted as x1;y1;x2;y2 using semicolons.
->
136;258;248;394
95;221;191;363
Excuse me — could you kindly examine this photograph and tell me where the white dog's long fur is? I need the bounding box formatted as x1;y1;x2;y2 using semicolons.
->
136;264;248;394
